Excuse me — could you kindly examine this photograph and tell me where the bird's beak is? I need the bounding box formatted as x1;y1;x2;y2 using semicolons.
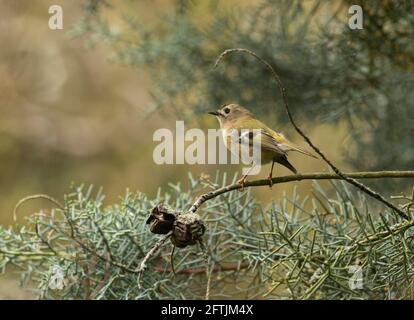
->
208;110;221;117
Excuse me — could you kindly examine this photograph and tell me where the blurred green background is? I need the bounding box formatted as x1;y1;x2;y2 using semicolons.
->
1;0;412;298
0;0;337;226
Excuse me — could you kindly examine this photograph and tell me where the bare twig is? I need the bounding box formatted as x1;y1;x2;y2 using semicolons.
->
95;223;115;261
0;248;57;257
54;224;139;274
170;245;177;275
214;48;411;221
136;231;173;289
35;220;58;255
352;219;414;248
153;262;251;275
13;194;63;222
205;258;213;300
189;171;414;213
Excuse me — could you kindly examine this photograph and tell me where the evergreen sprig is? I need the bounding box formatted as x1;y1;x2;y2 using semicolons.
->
1;173;413;299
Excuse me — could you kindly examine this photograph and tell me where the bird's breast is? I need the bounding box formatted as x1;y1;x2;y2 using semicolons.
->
221;128;272;165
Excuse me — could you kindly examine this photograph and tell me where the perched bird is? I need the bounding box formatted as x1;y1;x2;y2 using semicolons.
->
209;104;317;187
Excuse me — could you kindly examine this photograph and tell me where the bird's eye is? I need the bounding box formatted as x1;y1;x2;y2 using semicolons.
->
224;108;230;114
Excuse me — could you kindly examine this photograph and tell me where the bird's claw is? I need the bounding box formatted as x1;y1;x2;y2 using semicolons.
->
267;175;273;189
237;177;246;191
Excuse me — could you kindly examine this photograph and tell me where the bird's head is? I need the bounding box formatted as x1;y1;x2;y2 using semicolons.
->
208;104;253;126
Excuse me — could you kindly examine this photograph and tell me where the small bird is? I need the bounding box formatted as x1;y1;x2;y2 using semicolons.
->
209;104;317;188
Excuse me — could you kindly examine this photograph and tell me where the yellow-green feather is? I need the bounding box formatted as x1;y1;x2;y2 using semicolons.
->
224;116;317;159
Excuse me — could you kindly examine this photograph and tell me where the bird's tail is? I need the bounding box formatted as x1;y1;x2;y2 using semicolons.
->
279;157;298;174
286;142;318;159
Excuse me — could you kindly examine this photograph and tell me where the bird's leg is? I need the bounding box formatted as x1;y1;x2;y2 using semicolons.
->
237;162;256;191
267;160;275;189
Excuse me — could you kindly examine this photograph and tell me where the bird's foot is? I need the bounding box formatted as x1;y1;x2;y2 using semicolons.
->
237;176;247;191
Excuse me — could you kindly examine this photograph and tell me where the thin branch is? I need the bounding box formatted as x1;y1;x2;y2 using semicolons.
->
153;262;251;275
35;220;58;255
52;224;139;274
189;171;414;213
13;194;63;222
0;248;57;257
136;231;173;289
95;223;115;261
214;48;410;221
170;245;177;275
45;211;138;275
352;219;414;248
205;258;213;300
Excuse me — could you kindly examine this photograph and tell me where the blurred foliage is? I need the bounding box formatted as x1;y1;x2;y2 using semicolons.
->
1;174;413;299
1;0;414;300
73;0;414;175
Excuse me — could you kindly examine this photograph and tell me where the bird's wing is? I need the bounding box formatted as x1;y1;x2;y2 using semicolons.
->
238;129;286;156
271;131;317;159
232;117;316;158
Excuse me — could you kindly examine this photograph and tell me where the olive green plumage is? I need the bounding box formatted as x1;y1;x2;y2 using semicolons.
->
209;104;317;184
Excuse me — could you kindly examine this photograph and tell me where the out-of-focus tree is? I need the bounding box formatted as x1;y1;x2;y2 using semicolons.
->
73;0;414;177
